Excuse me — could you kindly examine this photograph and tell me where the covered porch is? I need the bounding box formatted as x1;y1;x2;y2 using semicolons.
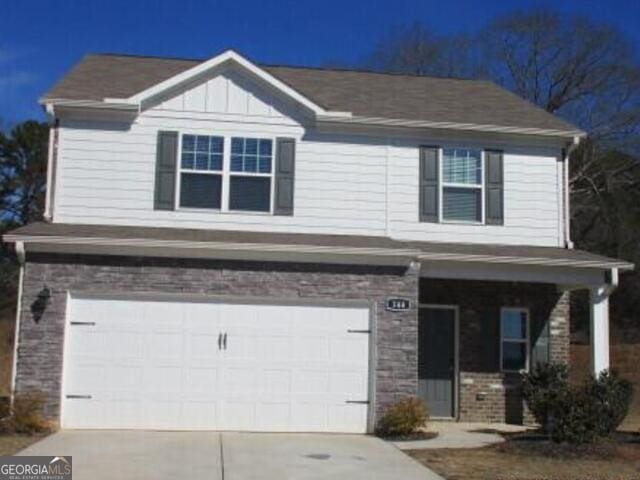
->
417;257;630;423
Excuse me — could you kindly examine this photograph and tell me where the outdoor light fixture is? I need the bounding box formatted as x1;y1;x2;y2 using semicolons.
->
31;286;51;323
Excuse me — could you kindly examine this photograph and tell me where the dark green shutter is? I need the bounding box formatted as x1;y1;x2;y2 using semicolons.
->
419;146;439;223
154;131;178;210
481;307;501;372
531;319;550;367
274;138;295;216
485;150;504;225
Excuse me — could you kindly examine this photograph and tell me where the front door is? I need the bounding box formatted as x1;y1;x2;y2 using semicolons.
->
418;307;456;418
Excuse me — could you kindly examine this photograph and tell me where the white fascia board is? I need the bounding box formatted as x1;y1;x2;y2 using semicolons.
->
316;114;587;139
40;98;139;111
417;252;634;271
7;234;419;259
121;50;339;116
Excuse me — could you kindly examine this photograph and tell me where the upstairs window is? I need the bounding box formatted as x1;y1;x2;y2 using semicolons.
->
441;148;483;223
179;134;224;209
501;308;529;372
229;138;273;212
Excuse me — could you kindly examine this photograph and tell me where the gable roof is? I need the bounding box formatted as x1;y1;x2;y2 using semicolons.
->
43;51;583;137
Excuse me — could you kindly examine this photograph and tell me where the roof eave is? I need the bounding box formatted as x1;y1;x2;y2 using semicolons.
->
5;233;630;271
316;114;586;139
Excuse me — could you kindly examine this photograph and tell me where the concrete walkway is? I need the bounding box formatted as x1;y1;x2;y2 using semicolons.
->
391;422;530;450
18;430;443;480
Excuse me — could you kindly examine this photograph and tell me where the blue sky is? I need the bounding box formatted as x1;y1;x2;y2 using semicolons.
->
1;0;639;125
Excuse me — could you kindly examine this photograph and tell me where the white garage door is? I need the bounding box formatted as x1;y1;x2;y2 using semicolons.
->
62;296;370;432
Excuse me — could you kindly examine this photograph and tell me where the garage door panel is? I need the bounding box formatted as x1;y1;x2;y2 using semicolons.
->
63;297;370;432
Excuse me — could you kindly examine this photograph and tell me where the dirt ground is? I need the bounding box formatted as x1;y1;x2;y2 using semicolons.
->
0;434;46;455
409;433;640;480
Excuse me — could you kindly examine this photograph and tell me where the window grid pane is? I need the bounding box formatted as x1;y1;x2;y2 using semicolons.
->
230;137;272;174
443;148;482;185
443;187;481;222
502;342;527;371
181;134;223;171
503;310;527;340
229;176;271;212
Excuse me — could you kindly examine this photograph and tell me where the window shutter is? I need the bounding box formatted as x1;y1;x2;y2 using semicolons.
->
154;131;178;211
419;146;439;223
485;150;504;225
482;307;501;371
274;138;295;216
531;319;550;367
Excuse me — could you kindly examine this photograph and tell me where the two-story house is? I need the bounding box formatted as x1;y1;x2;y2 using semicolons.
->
5;50;633;433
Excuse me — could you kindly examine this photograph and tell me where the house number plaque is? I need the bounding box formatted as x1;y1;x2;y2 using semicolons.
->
385;298;411;312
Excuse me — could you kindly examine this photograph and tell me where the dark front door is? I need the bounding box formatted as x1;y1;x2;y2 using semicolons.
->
418;307;456;417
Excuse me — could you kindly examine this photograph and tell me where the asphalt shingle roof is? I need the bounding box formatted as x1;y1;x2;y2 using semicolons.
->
43;53;580;134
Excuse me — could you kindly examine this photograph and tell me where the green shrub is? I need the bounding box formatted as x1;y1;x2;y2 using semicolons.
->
548;387;603;444
522;365;633;444
0;392;53;434
376;396;428;437
521;363;569;433
585;370;633;435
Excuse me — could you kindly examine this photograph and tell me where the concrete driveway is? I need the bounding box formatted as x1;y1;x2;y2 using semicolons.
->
18;431;441;480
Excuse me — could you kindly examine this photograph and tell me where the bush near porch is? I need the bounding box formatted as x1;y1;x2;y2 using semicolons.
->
571;341;640;431
522;363;632;444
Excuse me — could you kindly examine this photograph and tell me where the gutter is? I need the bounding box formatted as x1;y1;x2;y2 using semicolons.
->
317;114;586;139
5;233;633;271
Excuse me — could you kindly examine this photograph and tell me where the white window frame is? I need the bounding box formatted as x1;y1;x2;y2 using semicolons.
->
175;133;275;214
228;136;275;214
439;147;485;224
500;307;530;373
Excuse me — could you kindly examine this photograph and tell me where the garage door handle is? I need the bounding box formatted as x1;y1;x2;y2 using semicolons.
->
223;333;227;350
66;394;92;399
346;400;370;404
218;333;222;350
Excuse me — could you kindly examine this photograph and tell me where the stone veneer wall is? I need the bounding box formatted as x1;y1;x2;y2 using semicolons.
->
15;253;419;428
420;279;570;424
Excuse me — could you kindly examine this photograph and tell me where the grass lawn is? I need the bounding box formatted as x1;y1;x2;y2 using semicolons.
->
0;434;47;455
408;432;640;480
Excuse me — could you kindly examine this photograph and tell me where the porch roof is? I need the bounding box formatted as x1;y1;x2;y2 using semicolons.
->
4;222;633;272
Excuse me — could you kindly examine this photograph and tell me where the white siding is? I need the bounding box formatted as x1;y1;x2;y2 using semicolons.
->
53;68;565;247
387;141;563;246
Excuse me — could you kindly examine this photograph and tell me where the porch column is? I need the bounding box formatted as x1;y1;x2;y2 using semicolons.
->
589;285;610;375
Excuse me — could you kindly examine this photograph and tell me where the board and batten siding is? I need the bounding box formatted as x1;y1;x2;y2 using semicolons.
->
52;68;564;246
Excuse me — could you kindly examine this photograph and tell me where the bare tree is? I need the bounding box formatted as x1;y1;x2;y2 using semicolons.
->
480;9;640;148
364;9;640;335
366;22;480;79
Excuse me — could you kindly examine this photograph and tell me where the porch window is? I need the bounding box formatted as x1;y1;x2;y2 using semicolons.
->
501;308;529;371
441;148;483;222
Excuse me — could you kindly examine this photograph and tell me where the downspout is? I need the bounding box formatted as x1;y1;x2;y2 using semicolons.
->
43;116;59;222
589;267;619;375
10;242;26;407
563;136;581;249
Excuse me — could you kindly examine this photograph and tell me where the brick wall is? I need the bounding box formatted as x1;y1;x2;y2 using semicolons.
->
420;279;570;424
15;253;419;427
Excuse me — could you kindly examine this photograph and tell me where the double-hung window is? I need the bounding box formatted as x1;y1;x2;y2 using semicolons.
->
179;134;224;209
178;134;274;213
501;308;529;372
229;137;273;212
441;148;483;222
